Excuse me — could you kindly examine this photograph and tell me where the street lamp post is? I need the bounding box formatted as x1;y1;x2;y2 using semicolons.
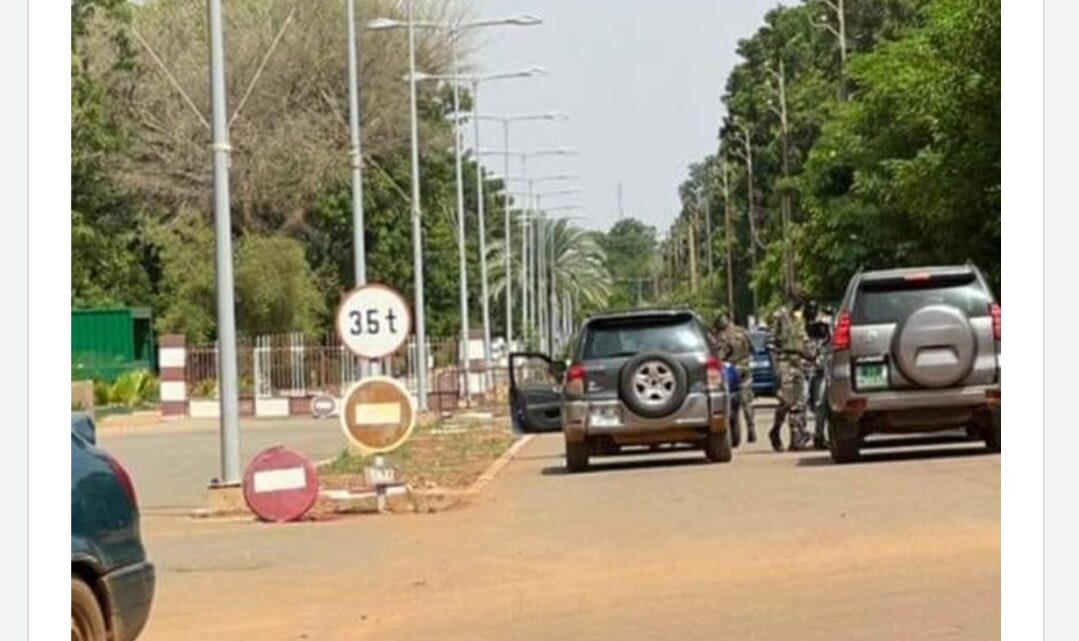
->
478;147;577;346
475;113;567;350
414;70;546;397
368;10;541;408
207;0;241;484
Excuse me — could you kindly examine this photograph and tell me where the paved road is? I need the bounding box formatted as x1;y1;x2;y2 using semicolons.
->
137;408;999;641
101;418;344;512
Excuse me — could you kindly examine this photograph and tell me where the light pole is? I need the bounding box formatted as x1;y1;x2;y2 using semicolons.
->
730;120;759;319
476;113;568;349
368;13;541;405
532;189;581;353
207;0;241;485
766;59;794;297
365;2;430;409
478;148;578;345
413;69;546;396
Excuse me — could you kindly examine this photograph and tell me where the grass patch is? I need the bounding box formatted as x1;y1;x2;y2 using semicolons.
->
320;418;516;490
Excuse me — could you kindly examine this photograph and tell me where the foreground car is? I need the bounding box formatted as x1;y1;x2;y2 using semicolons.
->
512;309;731;472
825;265;1001;463
72;413;155;641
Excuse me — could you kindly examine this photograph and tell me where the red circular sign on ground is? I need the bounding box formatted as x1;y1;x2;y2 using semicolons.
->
242;446;319;523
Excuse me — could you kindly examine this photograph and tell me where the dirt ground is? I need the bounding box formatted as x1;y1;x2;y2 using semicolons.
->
136;406;999;641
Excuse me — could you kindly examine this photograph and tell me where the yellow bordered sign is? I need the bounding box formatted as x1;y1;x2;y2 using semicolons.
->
338;376;417;453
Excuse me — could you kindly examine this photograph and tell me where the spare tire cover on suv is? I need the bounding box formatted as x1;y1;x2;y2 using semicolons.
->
619;352;689;419
892;304;977;388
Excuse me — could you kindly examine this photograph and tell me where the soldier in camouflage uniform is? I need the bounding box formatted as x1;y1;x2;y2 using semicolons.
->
769;300;811;452
710;313;756;443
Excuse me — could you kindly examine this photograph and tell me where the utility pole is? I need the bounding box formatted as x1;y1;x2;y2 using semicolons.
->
207;0;241;485
722;161;736;320
814;0;848;100
448;35;470;403
406;0;430;411
346;0;366;289
767;59;795;297
617;181;624;219
732;122;758;318
700;187;713;277
688;207;699;294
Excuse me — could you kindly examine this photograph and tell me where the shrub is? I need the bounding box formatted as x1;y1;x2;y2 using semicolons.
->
105;369;159;407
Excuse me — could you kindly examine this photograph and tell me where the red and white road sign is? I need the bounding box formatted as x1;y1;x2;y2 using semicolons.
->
242;446;320;522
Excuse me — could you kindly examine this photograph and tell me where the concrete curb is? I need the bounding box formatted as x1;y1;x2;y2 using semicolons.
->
465;434;535;496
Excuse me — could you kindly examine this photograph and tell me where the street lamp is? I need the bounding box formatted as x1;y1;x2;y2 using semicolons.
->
478;148;578;344
367;9;541;407
412;68;546;390
530;189;581;353
475;112;568;348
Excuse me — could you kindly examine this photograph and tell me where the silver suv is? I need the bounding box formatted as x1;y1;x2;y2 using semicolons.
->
509;310;731;473
825;264;1001;463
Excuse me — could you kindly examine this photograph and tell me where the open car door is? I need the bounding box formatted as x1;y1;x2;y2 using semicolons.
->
508;352;564;433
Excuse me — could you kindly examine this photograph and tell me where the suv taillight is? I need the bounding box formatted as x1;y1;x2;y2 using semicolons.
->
565;362;586;396
106;454;138;509
832;311;852;351
706;356;724;390
990;303;1000;341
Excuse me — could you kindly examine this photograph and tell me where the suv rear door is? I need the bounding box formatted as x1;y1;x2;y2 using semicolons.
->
846;269;998;391
508;352;564;432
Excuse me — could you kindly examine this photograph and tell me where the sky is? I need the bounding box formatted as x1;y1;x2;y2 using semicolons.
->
471;0;784;233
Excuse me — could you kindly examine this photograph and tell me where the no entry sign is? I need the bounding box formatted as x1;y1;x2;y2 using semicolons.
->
339;376;417;454
242;446;320;522
335;283;411;359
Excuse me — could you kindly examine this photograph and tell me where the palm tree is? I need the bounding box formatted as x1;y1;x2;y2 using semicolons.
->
488;212;612;348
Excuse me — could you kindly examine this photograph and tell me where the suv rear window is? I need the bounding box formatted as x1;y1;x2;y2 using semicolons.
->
852;276;991;324
580;316;707;360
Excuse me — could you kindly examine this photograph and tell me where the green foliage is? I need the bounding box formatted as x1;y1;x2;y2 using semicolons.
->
153;216;325;341
663;0;999;312
596;218;658;309
95;369;159;407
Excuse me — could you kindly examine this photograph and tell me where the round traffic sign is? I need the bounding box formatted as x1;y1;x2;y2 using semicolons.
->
335;283;411;359
242;446;320;522
310;393;337;420
339;376;417;454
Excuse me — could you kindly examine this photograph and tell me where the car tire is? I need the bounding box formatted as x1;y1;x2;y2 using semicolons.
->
985;406;1001;453
829;413;861;464
704;430;733;463
72;575;107;641
565;439;589;473
618;352;688;419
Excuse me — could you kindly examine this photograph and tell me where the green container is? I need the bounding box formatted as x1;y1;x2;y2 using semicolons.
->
72;308;156;382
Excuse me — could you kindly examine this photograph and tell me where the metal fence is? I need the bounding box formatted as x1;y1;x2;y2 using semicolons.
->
185;332;515;411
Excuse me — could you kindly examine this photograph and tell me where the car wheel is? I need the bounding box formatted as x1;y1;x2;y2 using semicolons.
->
985;406;1001;453
565;439;589;473
829;413;861;464
704;430;733;463
72;576;107;641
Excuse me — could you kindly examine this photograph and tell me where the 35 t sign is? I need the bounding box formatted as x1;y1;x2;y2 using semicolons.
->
335;284;412;359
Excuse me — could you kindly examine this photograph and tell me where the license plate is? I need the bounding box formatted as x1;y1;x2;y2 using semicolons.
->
855;363;888;390
589;407;622;427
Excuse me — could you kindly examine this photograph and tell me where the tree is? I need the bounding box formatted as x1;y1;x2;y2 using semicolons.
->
596;218;657;309
153;216;325;341
72;0;153;307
